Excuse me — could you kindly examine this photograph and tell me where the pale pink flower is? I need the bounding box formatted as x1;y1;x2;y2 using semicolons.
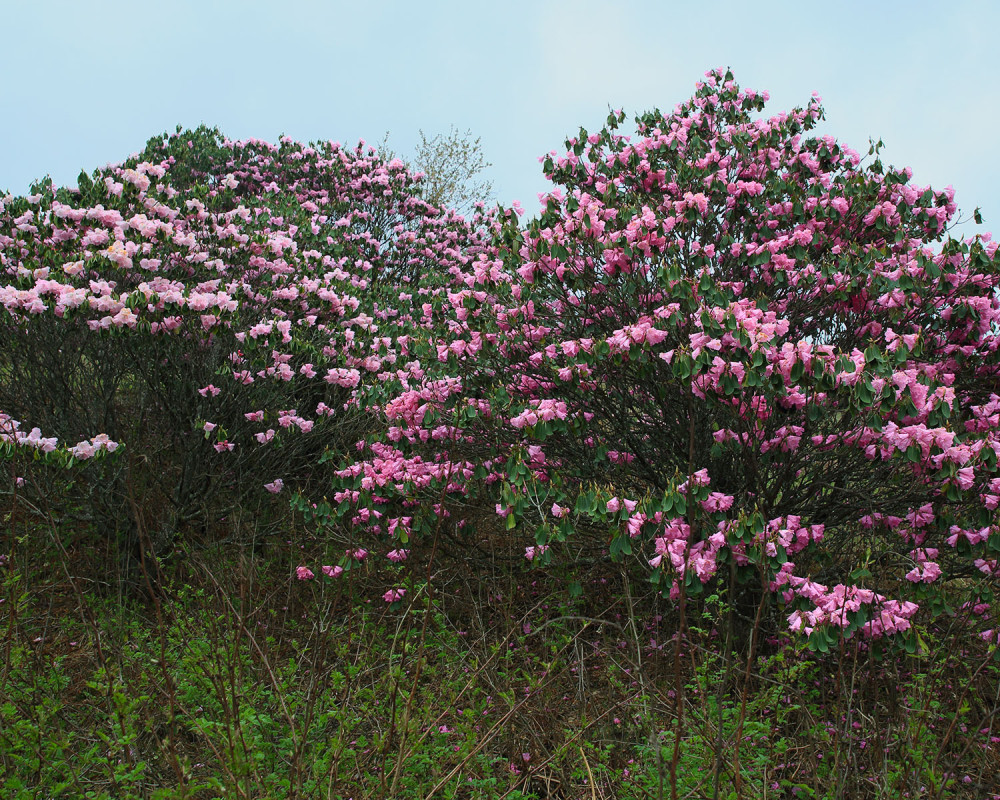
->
525;545;549;561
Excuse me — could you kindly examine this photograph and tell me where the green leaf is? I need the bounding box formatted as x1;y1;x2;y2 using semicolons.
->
609;535;632;560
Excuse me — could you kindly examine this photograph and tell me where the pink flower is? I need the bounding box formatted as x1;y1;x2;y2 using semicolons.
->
383;587;406;602
296;566;314;581
526;444;545;464
322;565;343;578
70;441;97;459
525;545;549;561
905;561;942;583
264;479;284;494
701;492;734;512
691;468;711;487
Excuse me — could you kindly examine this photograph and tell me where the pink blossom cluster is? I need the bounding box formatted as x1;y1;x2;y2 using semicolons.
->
0;413;117;460
782;578;919;638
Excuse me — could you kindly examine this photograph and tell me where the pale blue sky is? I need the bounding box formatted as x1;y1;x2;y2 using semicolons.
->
2;0;997;230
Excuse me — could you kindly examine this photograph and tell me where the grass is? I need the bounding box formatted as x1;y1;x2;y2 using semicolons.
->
1;495;999;799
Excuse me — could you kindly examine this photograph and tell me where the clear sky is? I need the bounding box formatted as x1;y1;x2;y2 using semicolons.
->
2;0;997;231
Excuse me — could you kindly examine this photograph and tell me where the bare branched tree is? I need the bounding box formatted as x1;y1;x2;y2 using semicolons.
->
378;126;494;216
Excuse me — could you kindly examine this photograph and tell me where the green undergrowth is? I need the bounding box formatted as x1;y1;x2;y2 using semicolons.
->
1;516;998;800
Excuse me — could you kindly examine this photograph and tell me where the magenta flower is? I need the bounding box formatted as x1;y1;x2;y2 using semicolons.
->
525;545;548;561
295;566;314;581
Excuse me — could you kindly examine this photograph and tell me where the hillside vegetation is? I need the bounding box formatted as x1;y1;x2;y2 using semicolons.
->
3;69;1000;799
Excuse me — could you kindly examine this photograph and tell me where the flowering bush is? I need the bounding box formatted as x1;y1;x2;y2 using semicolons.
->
5;71;999;653
317;69;1000;653
0;125;493;572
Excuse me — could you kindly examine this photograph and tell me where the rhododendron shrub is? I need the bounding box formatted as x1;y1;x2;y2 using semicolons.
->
326;70;1000;651
0;126;493;570
486;70;1000;650
5;72;999;653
